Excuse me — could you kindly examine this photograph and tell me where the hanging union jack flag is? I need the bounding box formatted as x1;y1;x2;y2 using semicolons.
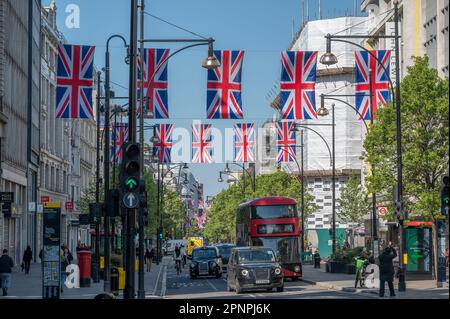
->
276;121;297;163
280;51;318;120
234;123;255;163
192;124;214;164
111;123;129;163
153;124;173;164
137;48;170;118
207;50;245;119
355;50;391;120
56;44;95;119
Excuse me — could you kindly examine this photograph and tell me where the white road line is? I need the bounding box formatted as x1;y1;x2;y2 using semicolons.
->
248;294;256;298
152;263;164;296
160;265;167;297
206;279;219;291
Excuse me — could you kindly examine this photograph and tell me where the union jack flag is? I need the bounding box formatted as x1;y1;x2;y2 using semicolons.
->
56;44;95;119
280;51;318;120
207;50;244;119
234;123;255;163
192;124;214;164
276;121;297;163
355;50;391;120
137;48;170;118
195;199;207;229
153;124;173;164
111;122;129;163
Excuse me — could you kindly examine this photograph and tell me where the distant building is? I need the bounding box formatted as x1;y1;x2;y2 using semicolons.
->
361;0;449;78
0;0;41;264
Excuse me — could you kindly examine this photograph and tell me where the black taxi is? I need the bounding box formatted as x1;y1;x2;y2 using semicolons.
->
226;247;284;293
190;246;223;279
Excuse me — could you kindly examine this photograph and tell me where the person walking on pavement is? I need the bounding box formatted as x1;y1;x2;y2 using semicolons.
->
180;244;187;268
0;249;14;296
60;246;73;293
378;242;397;298
22;246;32;274
145;248;154;272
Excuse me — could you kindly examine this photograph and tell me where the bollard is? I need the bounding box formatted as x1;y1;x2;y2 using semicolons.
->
110;267;119;296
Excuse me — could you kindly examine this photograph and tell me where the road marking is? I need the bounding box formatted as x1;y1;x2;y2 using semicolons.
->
248;294;256;298
160;265;167;297
152;263;164;296
206;279;219;291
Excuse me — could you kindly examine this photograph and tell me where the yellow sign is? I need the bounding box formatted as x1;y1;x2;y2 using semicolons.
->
44;202;61;209
118;267;125;290
100;256;104;269
403;253;408;265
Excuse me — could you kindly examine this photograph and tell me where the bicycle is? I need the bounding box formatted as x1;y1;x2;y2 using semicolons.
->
354;257;370;288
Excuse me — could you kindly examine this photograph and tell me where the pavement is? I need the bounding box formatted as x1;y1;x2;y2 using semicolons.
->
0;258;165;299
300;262;449;299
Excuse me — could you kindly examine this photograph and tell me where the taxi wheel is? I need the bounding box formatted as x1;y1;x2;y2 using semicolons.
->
276;286;284;292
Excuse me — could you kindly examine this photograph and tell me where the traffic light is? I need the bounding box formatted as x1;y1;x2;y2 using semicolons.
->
441;175;449;216
121;143;141;192
158;227;163;239
89;203;101;224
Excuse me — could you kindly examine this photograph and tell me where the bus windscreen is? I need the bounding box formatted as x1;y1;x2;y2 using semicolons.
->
251;205;297;219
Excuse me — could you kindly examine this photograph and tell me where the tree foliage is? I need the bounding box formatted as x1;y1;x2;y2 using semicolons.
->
203;170;318;243
337;175;370;224
363;56;449;220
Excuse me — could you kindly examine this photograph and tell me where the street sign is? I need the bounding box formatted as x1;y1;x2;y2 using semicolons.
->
0;192;14;203
122;192;139;209
378;206;387;216
1;202;12;217
65;201;74;211
28;202;36;211
41;196;50;203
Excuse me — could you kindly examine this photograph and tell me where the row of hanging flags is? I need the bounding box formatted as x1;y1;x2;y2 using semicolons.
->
56;43;391;164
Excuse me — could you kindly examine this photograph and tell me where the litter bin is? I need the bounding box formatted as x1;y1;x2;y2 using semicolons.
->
110;267;119;296
77;250;92;287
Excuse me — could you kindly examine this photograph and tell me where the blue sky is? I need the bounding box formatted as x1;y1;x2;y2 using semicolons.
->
52;0;365;198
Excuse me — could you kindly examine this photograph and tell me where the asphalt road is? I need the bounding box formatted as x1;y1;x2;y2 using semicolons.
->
163;259;374;299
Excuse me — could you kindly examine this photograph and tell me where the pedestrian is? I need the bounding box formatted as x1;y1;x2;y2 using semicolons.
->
22;246;32;274
313;250;321;269
145;248;153;272
0;249;14;296
174;245;182;275
180;244;187;268
60;247;72;293
378;242;397;298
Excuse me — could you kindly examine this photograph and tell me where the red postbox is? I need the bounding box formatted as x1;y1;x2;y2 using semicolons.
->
77;250;92;287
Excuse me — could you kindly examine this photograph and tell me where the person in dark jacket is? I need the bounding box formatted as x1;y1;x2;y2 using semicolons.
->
0;249;14;296
22;246;32;274
378;243;397;297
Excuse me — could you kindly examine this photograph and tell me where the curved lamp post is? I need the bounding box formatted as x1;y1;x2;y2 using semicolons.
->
319;0;405;291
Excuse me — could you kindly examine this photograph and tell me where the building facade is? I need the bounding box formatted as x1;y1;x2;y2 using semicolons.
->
361;0;449;78
0;0;41;264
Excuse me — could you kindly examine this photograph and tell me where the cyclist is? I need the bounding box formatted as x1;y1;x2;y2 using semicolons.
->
354;249;374;288
174;244;182;275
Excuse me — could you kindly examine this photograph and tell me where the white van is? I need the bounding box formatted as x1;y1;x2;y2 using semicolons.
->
164;239;188;256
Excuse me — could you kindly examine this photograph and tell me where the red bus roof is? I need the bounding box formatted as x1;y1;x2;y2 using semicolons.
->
238;197;297;208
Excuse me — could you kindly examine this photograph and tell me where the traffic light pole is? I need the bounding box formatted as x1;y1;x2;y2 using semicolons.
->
93;71;101;283
124;0;138;299
137;0;146;299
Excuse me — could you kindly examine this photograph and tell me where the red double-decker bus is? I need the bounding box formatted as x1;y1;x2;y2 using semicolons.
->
236;196;302;279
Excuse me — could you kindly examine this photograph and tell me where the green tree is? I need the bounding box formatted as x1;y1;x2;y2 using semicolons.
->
337;175;370;224
363;56;449;221
161;186;185;238
203;170;317;243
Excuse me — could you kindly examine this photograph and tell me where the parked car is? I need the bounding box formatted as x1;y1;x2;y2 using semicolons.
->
214;243;236;272
190;246;223;279
227;247;284;293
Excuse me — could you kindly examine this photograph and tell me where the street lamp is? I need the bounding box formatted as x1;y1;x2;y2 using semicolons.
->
319;0;405;291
